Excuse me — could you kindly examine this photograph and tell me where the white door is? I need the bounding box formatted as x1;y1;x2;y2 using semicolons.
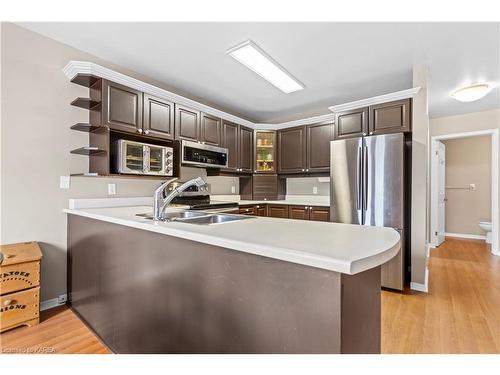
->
436;142;446;245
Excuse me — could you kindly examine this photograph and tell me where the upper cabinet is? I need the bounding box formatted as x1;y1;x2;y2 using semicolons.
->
278;126;307;173
143;94;174;140
101;80;143;134
334;99;412;140
306;123;335;172
200;113;222;146
174;104;200;142
278;123;334;174
334;107;368;140
368;99;411;135
239;126;253;173
221;121;253;173
254;131;277;174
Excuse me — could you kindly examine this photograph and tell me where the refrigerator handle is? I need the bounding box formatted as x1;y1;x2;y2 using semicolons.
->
363;145;368;211
356;146;362;210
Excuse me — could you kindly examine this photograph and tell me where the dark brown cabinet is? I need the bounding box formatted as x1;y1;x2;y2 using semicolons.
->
278;126;307;173
368;99;411;135
239;126;254;173
255;205;267;217
288;205;330;221
102;80;143;133
143;94;174;140
310;207;330;222
200;113;222;146
334;107;368;140
221;121;253;173
252;175;285;200
254;131;277;174
267;205;289;219
175;104;200;142
239;205;256;215
306;123;335;172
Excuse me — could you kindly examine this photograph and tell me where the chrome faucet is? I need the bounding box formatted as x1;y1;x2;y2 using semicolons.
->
153;177;207;221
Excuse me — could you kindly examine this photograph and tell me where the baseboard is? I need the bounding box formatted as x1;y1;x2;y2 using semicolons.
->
445;232;486;240
40;294;67;311
410;267;429;293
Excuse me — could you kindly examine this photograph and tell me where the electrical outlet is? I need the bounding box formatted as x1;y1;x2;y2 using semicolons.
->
58;294;68;305
313;186;318;194
469;183;476;191
59;176;70;189
108;183;116;195
231;186;236;194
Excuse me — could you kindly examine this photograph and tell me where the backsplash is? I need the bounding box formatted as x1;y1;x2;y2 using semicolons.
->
181;167;239;195
286;177;330;196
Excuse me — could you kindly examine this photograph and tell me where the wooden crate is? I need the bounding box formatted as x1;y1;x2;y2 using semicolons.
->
0;241;42;332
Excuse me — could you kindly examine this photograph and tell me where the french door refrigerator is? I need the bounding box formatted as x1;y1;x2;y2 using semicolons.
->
330;133;405;290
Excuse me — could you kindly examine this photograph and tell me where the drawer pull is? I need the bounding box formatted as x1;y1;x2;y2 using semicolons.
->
3;299;16;306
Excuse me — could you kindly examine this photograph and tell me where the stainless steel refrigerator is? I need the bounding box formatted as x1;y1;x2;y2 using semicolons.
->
330;133;405;290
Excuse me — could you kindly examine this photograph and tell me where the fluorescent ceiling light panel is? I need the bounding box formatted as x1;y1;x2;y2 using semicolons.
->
451;83;493;102
227;40;304;94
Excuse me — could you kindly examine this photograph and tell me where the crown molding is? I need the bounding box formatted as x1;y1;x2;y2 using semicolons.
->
328;87;421;113
255;113;335;130
63;61;419;130
63;61;256;128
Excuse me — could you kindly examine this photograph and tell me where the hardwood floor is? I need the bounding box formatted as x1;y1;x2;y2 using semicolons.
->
0;305;110;354
1;238;498;354
382;238;500;353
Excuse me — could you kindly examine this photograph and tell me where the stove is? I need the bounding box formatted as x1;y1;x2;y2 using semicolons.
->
167;180;238;211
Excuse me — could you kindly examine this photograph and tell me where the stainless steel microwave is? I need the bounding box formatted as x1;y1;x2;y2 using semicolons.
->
181;140;228;169
115;140;174;176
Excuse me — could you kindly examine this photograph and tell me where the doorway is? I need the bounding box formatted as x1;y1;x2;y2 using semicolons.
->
430;129;499;255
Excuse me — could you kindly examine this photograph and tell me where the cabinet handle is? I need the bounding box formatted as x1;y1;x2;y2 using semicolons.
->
137;129;143;133
3;299;15;306
144;130;150;135
306;169;309;172
302;169;305;172
363;132;367;136
369;131;373;135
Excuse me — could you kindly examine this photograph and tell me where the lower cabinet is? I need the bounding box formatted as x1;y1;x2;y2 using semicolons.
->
309;207;330;222
237;203;329;222
288;205;330;221
255;205;267;217
267;205;289;219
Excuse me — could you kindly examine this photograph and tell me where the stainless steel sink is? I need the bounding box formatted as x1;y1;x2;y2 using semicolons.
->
176;214;255;225
136;210;207;221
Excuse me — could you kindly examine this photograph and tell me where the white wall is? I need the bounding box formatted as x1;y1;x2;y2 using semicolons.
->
0;23;235;302
286;177;330;196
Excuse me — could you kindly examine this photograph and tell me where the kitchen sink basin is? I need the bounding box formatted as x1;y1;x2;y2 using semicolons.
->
176;214;255;225
136;210;207;221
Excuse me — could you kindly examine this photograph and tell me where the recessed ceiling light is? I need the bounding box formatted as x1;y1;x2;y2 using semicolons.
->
227;40;304;94
451;83;492;102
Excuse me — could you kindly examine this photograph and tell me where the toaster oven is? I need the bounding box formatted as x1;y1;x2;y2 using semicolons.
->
115;139;174;176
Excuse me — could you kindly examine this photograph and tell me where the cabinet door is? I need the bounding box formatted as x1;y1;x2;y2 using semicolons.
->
253;175;278;200
288;205;310;220
239;205;255;215
143;94;174;140
222;120;239;171
239;126;254;173
307;123;335;172
175;104;200;142
278;126;307;173
200;113;222;146
254;131;276;174
102;80;143;133
334;107;368;140
267;205;289;219
368;99;411;135
309;207;330;222
255;204;267;217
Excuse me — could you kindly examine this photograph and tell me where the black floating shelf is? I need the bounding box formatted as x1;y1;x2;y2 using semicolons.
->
70;74;100;88
70;123;103;132
71;97;101;110
70;147;106;156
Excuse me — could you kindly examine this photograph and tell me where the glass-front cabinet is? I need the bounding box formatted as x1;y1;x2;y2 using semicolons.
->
254;130;276;173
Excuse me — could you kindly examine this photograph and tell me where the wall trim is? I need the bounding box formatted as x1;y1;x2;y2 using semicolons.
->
255;113;335;130
40;295;67;311
328;87;421;113
410;267;429;293
445;232;487;240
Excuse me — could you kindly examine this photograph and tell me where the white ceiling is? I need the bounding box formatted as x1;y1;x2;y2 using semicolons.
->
19;22;500;123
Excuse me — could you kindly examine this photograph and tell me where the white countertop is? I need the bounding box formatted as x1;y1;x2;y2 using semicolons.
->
64;205;400;275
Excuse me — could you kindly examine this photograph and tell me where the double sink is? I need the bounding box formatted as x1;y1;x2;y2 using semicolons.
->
136;210;255;225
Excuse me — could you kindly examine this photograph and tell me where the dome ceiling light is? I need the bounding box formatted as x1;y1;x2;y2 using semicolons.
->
451;83;492;102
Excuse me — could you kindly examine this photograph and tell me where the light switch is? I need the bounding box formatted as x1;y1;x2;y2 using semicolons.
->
60;176;70;189
108;183;116;195
313;186;318;194
469;183;476;191
231;186;236;194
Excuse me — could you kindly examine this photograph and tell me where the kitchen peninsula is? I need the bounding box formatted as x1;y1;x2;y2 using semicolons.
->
65;203;400;354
